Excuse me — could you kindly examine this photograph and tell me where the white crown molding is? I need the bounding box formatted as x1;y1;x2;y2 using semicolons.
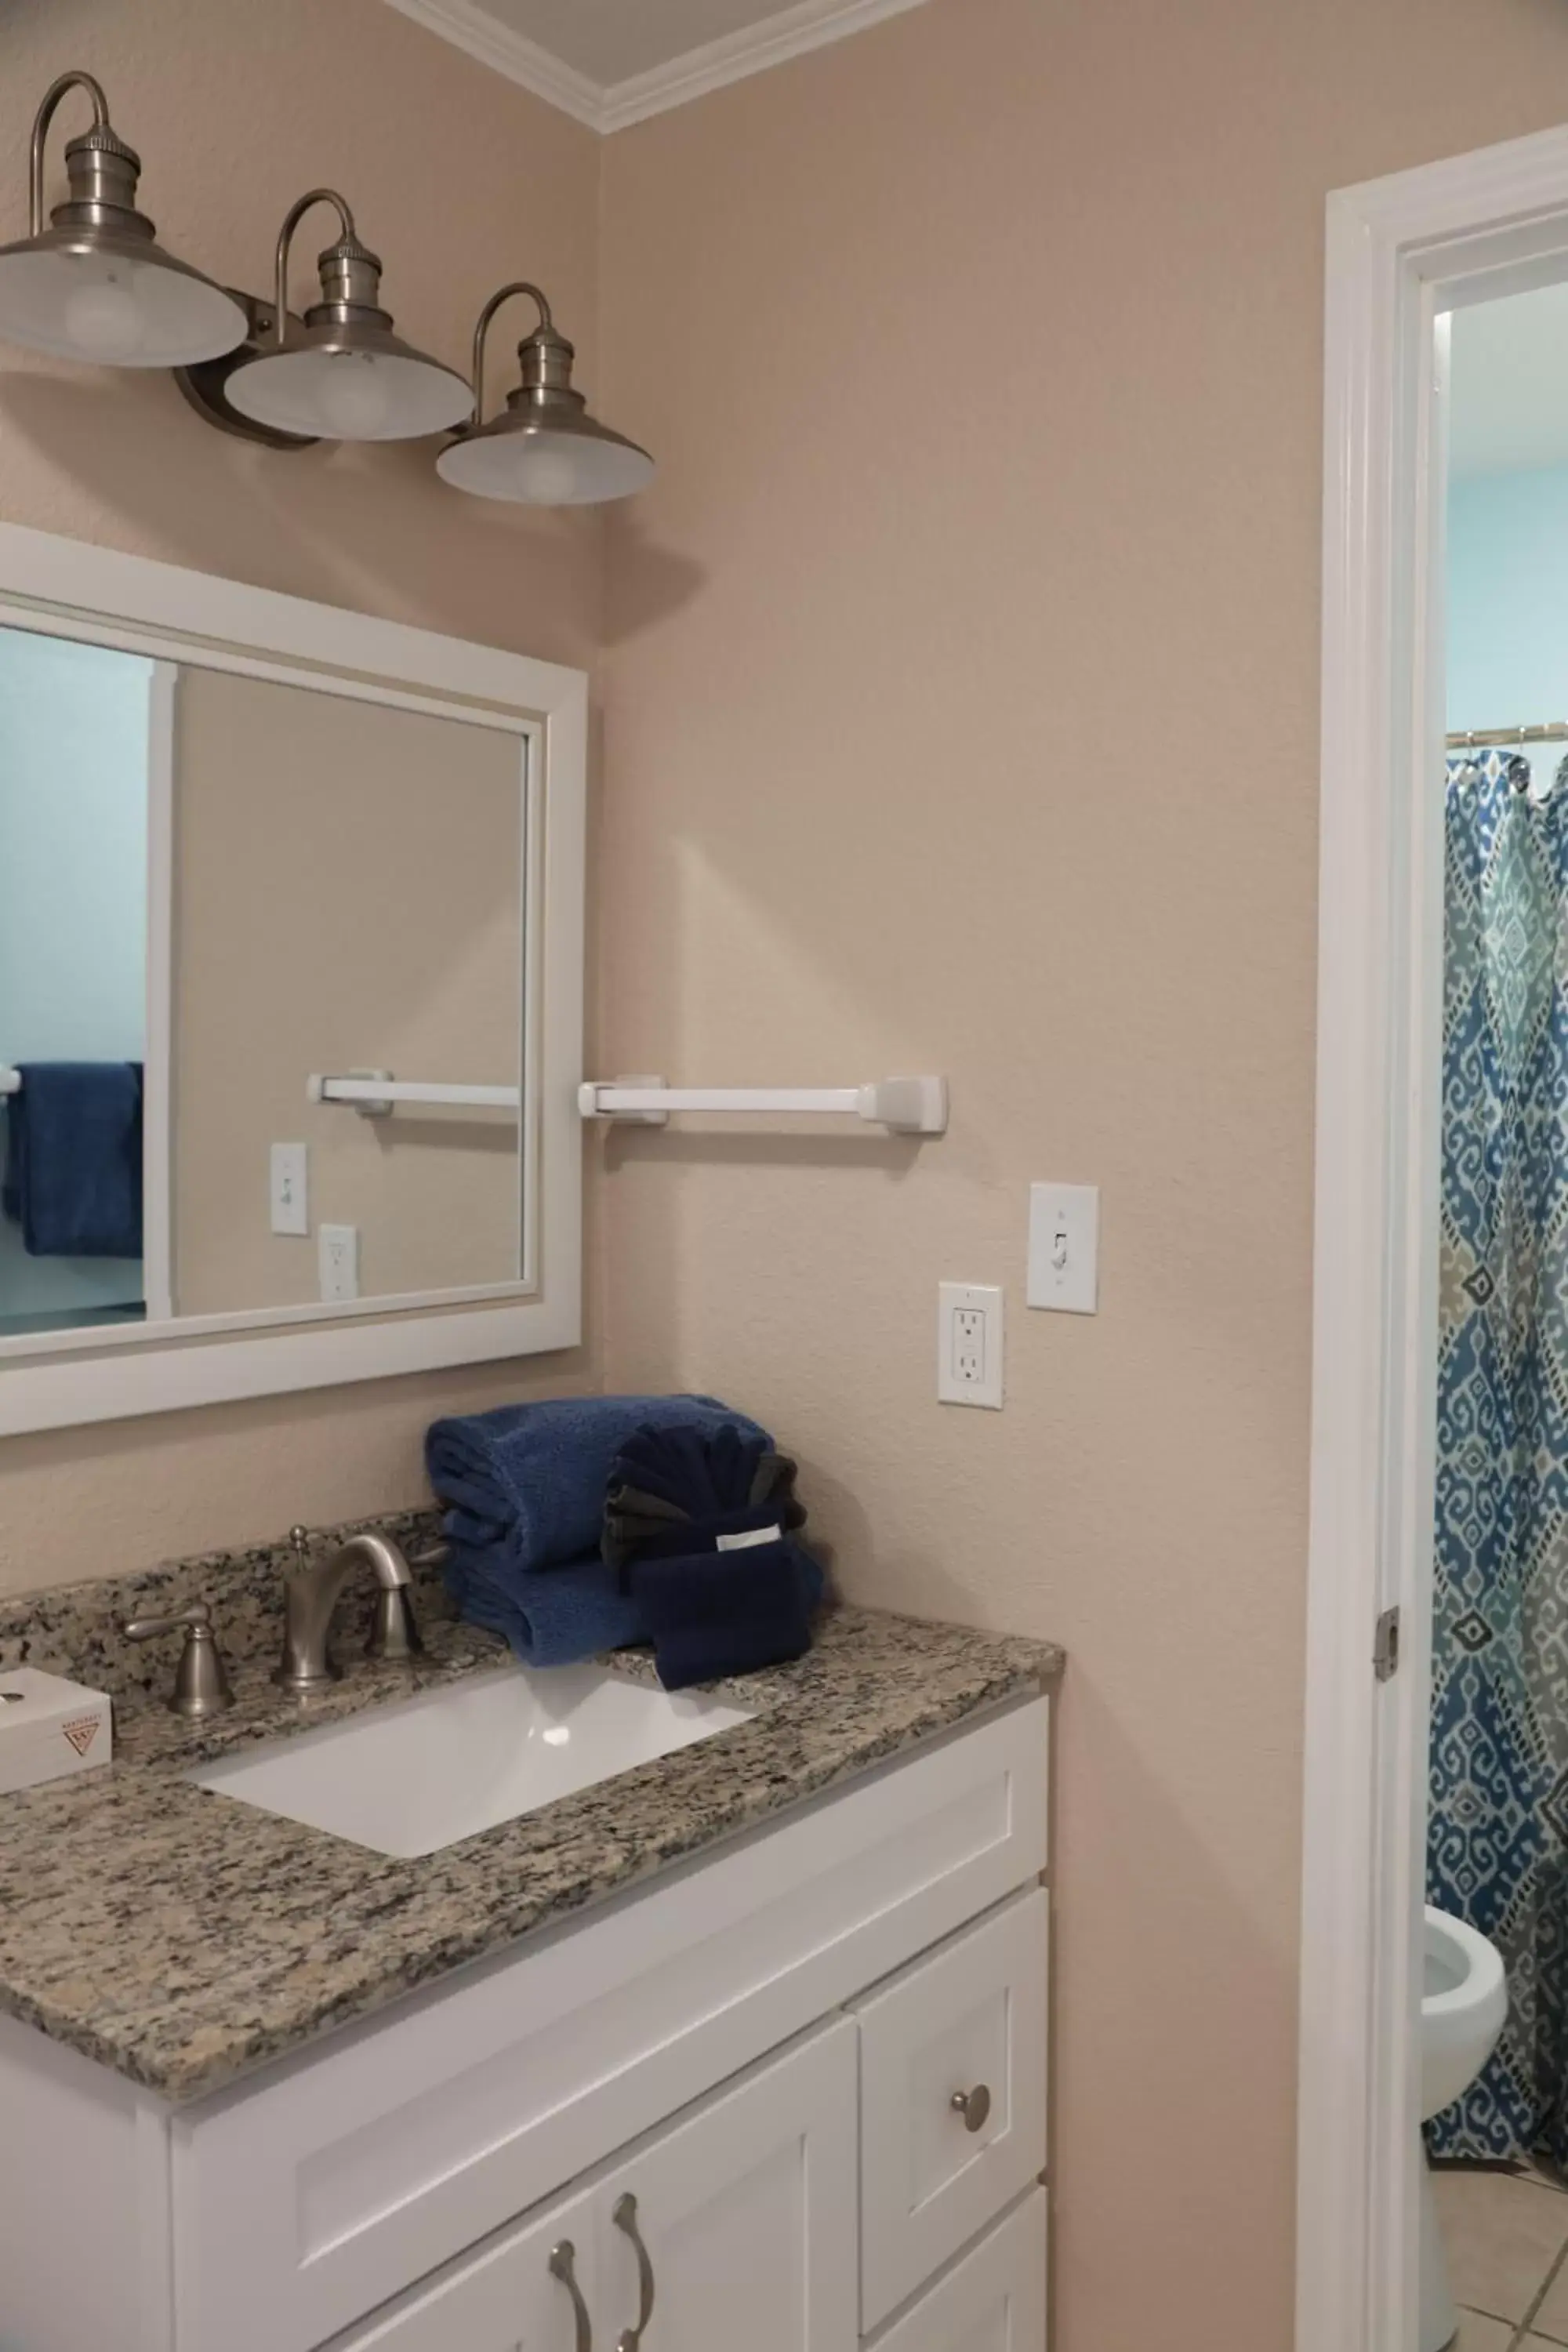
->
383;0;937;135
382;0;605;129
597;0;938;131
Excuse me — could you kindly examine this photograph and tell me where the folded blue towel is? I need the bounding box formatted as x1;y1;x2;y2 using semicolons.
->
1;1062;143;1258
445;1545;645;1668
426;1395;771;1581
632;1541;825;1691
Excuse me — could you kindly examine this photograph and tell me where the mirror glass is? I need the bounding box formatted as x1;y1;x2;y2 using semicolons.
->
0;620;530;1342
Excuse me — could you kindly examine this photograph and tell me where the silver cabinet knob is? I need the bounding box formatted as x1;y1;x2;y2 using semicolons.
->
549;2241;592;2352
950;2084;992;2134
612;2191;655;2352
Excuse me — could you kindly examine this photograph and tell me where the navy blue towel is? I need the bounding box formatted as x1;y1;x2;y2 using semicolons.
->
444;1545;644;1669
1;1063;143;1258
426;1395;771;1581
632;1541;826;1692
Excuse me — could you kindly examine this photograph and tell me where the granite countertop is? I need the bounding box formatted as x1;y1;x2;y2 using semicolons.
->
0;1522;1061;2107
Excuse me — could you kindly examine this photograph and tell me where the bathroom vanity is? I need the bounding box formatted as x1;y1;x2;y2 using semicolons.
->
0;1544;1058;2352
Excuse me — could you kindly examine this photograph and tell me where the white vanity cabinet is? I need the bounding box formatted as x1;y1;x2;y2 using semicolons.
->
0;1693;1051;2352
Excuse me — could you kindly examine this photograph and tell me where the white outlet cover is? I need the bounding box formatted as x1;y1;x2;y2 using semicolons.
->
938;1281;1004;1410
318;1222;360;1303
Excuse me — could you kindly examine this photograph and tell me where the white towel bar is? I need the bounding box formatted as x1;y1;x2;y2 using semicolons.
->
308;1073;519;1117
577;1076;949;1136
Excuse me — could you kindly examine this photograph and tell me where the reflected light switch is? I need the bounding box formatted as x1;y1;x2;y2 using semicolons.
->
270;1142;308;1236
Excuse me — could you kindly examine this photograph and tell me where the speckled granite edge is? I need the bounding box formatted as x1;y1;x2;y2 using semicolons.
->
0;1526;1062;2107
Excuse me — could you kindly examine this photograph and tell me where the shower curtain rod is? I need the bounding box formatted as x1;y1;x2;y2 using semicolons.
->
1447;722;1568;747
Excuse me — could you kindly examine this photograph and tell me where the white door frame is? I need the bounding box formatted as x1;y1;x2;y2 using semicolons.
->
1303;122;1568;2352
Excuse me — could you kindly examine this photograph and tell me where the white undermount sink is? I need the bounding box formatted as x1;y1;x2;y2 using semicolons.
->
188;1662;753;1858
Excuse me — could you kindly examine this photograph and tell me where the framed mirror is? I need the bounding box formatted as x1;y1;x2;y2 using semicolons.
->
0;524;585;1434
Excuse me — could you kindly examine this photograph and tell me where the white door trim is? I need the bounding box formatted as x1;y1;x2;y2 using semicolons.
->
1304;122;1568;2352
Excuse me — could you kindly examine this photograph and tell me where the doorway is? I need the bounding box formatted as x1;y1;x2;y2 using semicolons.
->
1303;122;1568;2352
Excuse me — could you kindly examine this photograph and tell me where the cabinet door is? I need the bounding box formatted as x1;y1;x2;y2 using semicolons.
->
871;2191;1046;2352
339;2183;597;2350
588;2018;858;2352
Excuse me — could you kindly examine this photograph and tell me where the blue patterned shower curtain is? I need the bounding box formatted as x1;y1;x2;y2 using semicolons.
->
1429;747;1568;2161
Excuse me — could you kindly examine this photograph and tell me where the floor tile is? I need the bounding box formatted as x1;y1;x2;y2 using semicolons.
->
1432;2167;1568;2323
1454;2310;1514;2350
1530;2256;1568;2343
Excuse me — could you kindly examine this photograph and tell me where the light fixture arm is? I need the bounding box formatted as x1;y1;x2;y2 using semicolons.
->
469;281;554;427
29;71;111;237
271;187;358;350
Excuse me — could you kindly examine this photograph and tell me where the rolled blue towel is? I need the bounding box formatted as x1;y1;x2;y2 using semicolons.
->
426;1394;771;1580
445;1545;645;1668
631;1540;826;1691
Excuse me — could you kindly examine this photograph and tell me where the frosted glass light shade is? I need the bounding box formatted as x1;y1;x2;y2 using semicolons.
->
437;418;655;506
0;239;245;367
227;343;472;443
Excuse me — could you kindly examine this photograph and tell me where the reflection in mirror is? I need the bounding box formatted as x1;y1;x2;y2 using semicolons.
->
0;622;528;1341
0;630;153;1338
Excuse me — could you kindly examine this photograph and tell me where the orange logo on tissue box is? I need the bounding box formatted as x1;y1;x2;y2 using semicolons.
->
61;1715;100;1758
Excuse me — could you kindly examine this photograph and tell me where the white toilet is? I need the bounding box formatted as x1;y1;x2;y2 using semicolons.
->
1421;1904;1509;2352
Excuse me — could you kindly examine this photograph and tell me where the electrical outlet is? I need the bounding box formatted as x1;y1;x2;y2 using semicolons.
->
938;1281;1004;1409
318;1222;359;1303
269;1142;308;1236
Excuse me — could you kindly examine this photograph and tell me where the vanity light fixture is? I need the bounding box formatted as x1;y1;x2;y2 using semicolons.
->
0;72;246;368
220;190;473;444
437;283;655;506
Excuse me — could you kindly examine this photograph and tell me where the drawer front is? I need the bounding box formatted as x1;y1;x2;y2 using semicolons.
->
174;1699;1048;2352
866;2191;1046;2352
856;1889;1047;2331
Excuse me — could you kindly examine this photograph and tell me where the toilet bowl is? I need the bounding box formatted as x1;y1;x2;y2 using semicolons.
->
1421;1905;1509;2352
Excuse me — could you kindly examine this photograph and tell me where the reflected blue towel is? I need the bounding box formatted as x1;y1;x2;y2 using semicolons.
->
1;1062;143;1258
444;1545;644;1669
425;1395;771;1581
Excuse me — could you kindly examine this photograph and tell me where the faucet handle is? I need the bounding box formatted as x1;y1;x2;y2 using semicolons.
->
123;1604;234;1719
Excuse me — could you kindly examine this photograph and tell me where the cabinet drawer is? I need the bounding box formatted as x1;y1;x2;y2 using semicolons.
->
866;2191;1046;2352
855;1889;1047;2330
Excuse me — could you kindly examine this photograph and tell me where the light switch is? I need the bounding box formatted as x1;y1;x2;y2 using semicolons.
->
270;1142;308;1236
1027;1183;1098;1314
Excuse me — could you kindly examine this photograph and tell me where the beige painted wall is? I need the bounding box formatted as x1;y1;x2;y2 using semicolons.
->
593;2;1568;2344
0;0;606;1594
172;670;523;1312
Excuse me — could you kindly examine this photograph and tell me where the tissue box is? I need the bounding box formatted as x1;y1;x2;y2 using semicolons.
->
0;1668;112;1794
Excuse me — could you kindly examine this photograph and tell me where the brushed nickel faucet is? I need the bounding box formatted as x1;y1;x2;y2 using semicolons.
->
274;1528;423;1696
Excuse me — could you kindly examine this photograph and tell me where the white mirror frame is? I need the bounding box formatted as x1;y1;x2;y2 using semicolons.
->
0;522;585;1436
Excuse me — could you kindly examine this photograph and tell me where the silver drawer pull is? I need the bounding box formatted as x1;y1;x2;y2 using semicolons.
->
550;2241;593;2352
950;2083;992;2133
612;2191;655;2352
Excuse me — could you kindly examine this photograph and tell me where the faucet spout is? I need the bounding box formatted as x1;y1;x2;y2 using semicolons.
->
274;1528;423;1694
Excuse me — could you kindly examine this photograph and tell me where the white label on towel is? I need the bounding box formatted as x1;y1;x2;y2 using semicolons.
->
716;1525;782;1552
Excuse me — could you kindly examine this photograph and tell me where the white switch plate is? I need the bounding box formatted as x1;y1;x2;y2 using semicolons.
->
269;1142;308;1236
938;1281;1004;1409
1027;1182;1099;1313
318;1223;359;1302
